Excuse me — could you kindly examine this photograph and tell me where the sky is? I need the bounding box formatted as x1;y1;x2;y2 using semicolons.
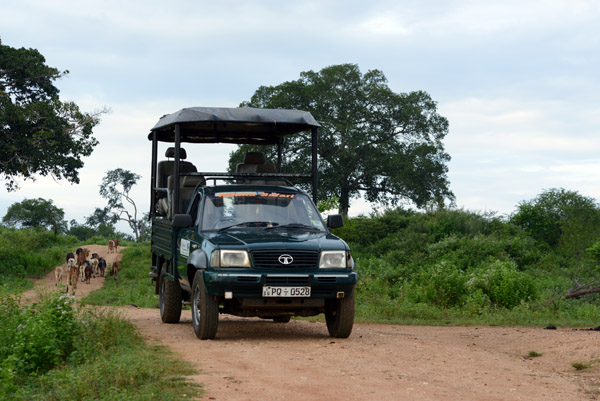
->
1;0;599;234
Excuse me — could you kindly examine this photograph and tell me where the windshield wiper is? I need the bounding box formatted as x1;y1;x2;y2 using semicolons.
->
217;221;276;232
264;223;323;231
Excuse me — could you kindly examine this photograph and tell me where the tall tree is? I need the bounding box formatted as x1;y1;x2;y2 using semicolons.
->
2;198;66;234
99;168;142;241
0;39;103;191
511;188;600;251
231;63;454;216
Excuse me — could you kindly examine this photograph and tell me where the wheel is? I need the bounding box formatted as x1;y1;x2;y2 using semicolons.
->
325;290;355;338
159;268;182;323
272;316;291;323
192;271;219;340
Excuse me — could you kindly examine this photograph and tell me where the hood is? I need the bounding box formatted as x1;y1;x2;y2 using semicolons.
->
203;229;347;251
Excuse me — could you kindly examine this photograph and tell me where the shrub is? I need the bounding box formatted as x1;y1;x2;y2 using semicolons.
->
413;261;468;308
466;259;536;308
0;293;78;380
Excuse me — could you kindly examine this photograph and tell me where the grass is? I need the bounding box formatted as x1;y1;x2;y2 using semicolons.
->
528;351;543;358
572;361;593;371
83;242;159;308
0;291;202;401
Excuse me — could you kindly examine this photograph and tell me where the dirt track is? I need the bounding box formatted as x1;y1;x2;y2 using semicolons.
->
23;245;600;400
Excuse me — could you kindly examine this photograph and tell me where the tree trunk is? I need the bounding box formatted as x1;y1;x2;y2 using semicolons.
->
338;186;350;218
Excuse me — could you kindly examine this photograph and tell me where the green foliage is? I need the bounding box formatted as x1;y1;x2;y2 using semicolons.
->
317;196;340;213
0;41;102;191
511;188;600;250
84;242;158;308
67;220;117;242
0;292;201;400
0;227;77;294
466;260;536;308
2;198;66;234
335;205;600;325
0;294;79;383
235;63;454;215
413;261;468;308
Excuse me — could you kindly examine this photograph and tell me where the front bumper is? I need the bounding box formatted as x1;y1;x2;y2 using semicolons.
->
203;270;358;299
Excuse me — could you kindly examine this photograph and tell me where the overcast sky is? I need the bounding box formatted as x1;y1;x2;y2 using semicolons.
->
1;0;599;234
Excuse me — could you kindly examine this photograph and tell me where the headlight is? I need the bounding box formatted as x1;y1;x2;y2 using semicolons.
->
319;250;347;268
213;250;251;268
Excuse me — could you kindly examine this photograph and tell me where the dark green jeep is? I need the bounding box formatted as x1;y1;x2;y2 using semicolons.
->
148;107;357;339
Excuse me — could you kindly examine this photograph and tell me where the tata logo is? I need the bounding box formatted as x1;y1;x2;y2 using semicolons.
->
278;254;294;265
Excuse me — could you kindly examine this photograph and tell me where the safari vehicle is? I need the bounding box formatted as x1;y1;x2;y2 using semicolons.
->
148;107;357;339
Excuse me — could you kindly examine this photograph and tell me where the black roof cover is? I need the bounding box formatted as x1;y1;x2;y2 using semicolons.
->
148;107;320;145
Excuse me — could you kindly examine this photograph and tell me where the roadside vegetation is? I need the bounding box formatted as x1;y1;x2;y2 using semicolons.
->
0;292;201;400
331;189;600;326
0;227;77;296
84;242;158;308
4;188;600;328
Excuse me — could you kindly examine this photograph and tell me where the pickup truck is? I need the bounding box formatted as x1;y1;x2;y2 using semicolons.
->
148;107;357;339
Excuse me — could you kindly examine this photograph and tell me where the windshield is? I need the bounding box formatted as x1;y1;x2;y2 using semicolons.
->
201;191;326;232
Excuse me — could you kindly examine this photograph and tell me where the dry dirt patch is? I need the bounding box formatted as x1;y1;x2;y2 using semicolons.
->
120;309;600;401
22;247;600;400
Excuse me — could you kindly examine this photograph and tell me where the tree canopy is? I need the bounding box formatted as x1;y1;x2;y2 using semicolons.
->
510;188;600;250
2;197;66;234
230;63;454;215
0;39;102;191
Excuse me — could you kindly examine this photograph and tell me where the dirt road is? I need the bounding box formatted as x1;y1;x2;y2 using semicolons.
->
24;245;600;400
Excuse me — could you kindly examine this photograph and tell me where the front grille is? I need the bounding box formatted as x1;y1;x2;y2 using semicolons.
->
251;250;318;268
265;276;310;285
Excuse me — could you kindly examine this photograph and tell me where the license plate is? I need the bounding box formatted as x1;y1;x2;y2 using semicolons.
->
262;286;311;297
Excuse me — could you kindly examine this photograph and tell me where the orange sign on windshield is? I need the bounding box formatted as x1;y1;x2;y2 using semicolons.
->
217;192;294;199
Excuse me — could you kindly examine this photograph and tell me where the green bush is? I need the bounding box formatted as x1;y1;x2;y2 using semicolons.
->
0;293;79;394
0;292;201;400
466;259;536;308
413;261;468;308
0;227;77;280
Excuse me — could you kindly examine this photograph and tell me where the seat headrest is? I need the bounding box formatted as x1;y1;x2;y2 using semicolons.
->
165;147;187;160
182;176;205;187
244;152;265;164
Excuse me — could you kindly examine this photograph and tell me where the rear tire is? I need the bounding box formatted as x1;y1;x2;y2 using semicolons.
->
325;290;355;338
159;268;182;323
192;271;219;340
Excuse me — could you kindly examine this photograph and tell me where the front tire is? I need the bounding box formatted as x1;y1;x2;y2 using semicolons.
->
325;290;355;338
192;271;219;340
159;268;182;323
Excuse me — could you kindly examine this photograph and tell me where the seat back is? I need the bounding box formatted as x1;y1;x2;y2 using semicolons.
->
180;175;206;214
236;152;266;174
156;147;197;216
235;152;283;184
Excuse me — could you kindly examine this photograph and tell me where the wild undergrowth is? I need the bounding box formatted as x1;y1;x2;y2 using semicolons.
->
0;227;78;296
332;207;600;326
0;291;201;400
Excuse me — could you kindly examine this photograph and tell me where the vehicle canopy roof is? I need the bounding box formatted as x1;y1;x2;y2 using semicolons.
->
148;106;320;145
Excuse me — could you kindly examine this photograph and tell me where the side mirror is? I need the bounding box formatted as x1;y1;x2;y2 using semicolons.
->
172;214;192;228
327;214;344;229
